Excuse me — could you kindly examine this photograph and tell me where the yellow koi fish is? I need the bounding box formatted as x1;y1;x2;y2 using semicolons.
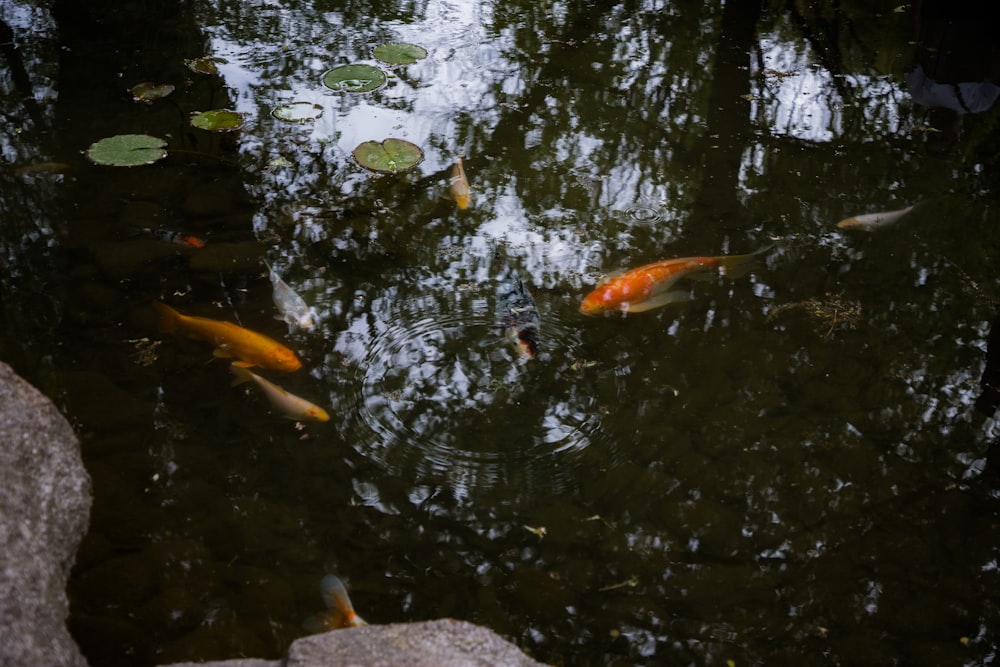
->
836;204;917;231
450;156;471;210
153;302;302;371
303;575;367;633
229;364;329;422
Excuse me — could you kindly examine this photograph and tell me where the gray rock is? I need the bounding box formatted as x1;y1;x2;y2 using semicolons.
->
0;361;545;667
161;619;547;667
0;361;92;667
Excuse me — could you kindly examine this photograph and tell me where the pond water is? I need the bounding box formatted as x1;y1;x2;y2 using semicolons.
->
3;0;1000;665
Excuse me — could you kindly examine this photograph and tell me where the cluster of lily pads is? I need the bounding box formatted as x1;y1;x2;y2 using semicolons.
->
85;43;429;174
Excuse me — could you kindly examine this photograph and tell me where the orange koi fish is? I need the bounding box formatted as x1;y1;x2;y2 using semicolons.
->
230;364;329;422
303;575;367;633
580;248;769;316
153;302;302;371
450;156;471;210
131;227;206;248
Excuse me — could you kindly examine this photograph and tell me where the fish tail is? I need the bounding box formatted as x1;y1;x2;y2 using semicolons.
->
717;245;774;279
152;301;182;333
320;575;358;617
229;363;254;387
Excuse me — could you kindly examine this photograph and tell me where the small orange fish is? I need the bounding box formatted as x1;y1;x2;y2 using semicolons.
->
138;228;206;248
580;248;769;316
133;227;205;248
450;156;471;210
153;302;302;371
303;575;367;633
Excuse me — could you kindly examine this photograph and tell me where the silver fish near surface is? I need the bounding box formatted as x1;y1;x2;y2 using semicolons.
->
494;250;541;359
266;261;317;331
836;204;918;231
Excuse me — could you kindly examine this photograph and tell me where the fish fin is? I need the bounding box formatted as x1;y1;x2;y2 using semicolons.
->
320;574;361;621
625;290;692;313
229;364;253;386
716;245;773;280
212;347;236;359
152;301;181;333
303;612;335;634
593;269;626;288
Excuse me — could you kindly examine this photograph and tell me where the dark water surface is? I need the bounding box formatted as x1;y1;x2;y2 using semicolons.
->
3;0;1000;665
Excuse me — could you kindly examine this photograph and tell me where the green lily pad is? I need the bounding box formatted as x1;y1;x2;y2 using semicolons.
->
184;56;227;75
271;101;324;122
190;109;245;132
130;82;175;104
322;64;387;93
86;134;168;167
352;138;424;174
372;42;428;65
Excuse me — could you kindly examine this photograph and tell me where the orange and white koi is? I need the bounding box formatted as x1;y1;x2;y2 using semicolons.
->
229;364;329;421
580;248;769;316
450;156;471;210
137;227;206;248
153;301;302;371
836;204;917;231
303;575;367;633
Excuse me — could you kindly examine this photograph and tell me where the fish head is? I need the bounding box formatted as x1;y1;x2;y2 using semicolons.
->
579;285;623;315
272;347;303;371
306;405;331;422
516;329;540;359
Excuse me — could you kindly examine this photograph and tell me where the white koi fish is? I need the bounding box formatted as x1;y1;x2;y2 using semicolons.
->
230;364;330;422
836;204;918;231
265;261;317;331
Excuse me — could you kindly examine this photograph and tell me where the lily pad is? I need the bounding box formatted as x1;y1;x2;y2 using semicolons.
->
271;101;324;122
86;134;168;167
184;56;227;75
130;82;175;104
372;42;428;65
352;138;424;174
322;64;387;93
190;109;245;132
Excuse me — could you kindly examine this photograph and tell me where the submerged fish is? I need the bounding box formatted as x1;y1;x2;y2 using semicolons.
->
495;251;541;358
580;247;769;316
230;364;329;422
303;575;367;633
135;227;206;248
450;156;471;210
265;261;316;331
14;161;71;175
836;204;917;231
153;301;302;371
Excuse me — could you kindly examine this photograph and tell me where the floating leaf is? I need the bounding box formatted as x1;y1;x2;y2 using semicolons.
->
86;134;168;167
184;56;227;75
271;101;324;122
190;109;245;132
372;42;428;65
130;82;175;104
352;138;424;174
322;64;387;93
